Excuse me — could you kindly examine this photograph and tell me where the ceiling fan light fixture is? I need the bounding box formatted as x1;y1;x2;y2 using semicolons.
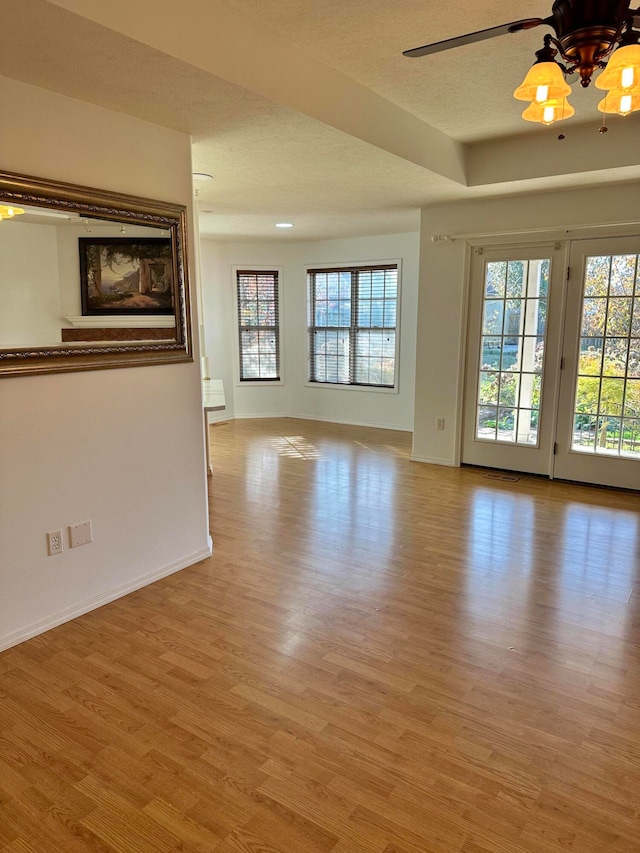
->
404;1;640;128
0;204;25;221
595;41;640;92
597;88;640;115
514;59;571;102
522;96;575;124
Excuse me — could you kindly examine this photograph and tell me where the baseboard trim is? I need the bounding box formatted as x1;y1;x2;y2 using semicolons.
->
0;544;213;653
410;454;457;467
289;413;412;432
209;413;412;432
234;412;289;420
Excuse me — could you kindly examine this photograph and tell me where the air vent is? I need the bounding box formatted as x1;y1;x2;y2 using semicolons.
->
483;472;520;482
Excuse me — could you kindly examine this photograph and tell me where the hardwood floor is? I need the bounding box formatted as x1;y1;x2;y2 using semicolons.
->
2;417;640;852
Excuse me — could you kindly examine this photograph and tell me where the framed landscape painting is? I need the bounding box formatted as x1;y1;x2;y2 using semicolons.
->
79;237;175;315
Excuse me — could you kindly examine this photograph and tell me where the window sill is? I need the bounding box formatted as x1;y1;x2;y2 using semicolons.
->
236;379;285;388
304;382;398;395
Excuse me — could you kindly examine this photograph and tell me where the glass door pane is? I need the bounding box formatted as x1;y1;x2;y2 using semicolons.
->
571;254;640;459
462;246;564;476
475;258;549;446
555;237;640;489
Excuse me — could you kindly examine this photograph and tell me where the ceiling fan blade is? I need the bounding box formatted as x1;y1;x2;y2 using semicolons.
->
403;18;547;58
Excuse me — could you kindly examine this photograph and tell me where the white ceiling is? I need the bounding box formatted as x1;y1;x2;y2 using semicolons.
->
2;0;639;240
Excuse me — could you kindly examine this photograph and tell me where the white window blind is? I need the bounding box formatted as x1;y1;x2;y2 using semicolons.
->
236;270;280;381
308;265;398;387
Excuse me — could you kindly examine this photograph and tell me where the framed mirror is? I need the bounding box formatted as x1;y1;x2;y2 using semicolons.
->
0;170;192;376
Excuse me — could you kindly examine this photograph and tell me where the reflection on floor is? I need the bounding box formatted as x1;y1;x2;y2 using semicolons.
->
2;417;639;852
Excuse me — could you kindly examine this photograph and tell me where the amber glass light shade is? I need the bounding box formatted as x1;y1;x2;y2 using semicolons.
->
0;204;25;220
514;61;571;102
595;44;640;92
597;88;640;115
522;98;575;124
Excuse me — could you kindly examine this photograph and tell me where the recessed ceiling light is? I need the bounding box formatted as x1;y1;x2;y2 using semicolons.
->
192;172;213;181
275;222;293;228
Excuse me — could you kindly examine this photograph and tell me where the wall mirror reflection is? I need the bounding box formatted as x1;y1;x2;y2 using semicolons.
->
0;171;192;376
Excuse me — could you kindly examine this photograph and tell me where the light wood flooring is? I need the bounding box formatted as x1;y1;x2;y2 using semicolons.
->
2;418;640;852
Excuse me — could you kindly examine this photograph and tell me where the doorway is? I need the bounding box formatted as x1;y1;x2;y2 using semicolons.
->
462;237;640;490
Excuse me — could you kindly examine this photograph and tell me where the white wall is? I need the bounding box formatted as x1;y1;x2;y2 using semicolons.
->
413;182;640;466
199;240;237;420
0;221;61;346
0;76;210;650
200;232;419;431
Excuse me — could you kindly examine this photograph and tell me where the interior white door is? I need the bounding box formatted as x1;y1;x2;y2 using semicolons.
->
462;245;565;475
554;237;640;490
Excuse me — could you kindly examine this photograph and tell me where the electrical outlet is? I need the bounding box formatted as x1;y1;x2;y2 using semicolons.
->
47;530;63;556
436;417;445;430
69;520;92;548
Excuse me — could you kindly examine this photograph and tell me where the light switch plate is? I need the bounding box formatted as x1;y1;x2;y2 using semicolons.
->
69;520;92;548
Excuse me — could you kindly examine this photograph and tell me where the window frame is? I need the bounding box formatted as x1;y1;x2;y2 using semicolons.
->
306;261;401;391
233;266;284;386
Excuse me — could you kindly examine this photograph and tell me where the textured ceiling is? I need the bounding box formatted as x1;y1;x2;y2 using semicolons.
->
221;0;566;141
2;0;639;240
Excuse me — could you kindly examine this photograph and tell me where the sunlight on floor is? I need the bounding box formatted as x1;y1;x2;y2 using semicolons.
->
269;435;322;459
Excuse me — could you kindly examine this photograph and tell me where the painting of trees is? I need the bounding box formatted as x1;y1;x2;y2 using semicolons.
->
80;238;174;315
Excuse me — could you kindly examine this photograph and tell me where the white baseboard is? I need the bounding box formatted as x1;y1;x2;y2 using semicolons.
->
209;412;411;432
0;544;213;653
410;454;457;467
290;413;412;432
234;411;289;420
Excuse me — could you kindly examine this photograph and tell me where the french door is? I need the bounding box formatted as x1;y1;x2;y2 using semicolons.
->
554;237;640;490
463;238;640;490
461;245;565;476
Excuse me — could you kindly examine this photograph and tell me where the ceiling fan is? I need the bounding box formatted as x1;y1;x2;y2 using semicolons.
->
404;0;640;123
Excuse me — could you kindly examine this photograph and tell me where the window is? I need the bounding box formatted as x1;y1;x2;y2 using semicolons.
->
476;258;549;445
572;253;640;457
236;269;280;381
308;264;398;387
